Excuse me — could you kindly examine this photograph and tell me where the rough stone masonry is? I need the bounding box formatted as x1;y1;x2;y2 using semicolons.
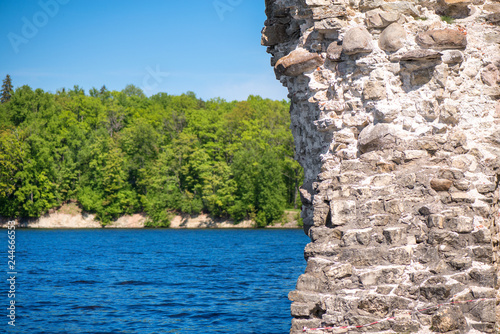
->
262;0;500;333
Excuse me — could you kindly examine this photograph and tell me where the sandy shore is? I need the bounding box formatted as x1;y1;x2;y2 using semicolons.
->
0;206;300;229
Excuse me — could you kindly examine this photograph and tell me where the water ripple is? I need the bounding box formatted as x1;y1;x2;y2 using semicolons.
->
4;229;307;334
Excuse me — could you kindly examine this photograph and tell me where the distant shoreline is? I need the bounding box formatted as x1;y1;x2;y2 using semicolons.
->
0;211;301;229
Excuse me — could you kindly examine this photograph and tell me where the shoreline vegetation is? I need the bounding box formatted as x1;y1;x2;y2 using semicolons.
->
0;79;304;228
0;204;301;229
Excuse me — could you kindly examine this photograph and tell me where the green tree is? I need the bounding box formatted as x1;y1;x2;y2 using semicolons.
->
230;147;287;226
1;75;13;104
77;135;139;224
122;84;146;99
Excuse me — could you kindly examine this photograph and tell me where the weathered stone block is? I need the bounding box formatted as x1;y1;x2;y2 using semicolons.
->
450;192;474;204
420;284;452;302
404;150;427;161
472;229;492;244
323;263;353;279
359;266;405;286
481;64;499;86
340;247;387;266
291;302;317;317
411;68;434;86
380;1;420;16
330;200;356;226
431;306;466;332
430;178;453;191
387;246;412;265
326;41;342;61
416;29;467;49
275;49;324;76
378;23;406;52
441;50;464;64
356;228;372;245
385;199;404;215
448;256;472;270
365;9;400;28
358;123;400;153
314;18;345;32
342;27;373;55
358;295;390;317
468;267;495;286
311;4;347;20
261;24;288;46
383;227;406;244
428;214;445;228
371;174;393;186
296;274;324;292
398;49;442;61
363;80;386;100
475;181;496;194
446;216;473;233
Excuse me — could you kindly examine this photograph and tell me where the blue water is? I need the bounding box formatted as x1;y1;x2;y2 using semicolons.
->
2;229;308;334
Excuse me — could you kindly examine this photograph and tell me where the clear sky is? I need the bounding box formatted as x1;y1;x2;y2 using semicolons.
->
0;0;288;101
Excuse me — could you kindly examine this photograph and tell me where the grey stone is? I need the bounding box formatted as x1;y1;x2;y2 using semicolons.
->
427;214;444;228
450;192;474;204
358;123;400;153
311;4;347;20
472;229;492;244
326;41;342;61
441;50;464;64
358;295;390;317
446;216;473;233
411;68;434;86
363;80;386;100
481;64;499;86
397;49;442;61
431;306;466;332
296;274;324;292
359;0;385;11
468;267;495;286
387;246;412;265
420;285;452;302
381;1;420;17
342;27;373;55
323;263;353;279
365;9;400;28
261;24;288;46
485;31;500;44
440;103;459;125
314;18;345;32
359;267;405;286
383;227;405;244
486;12;500;24
469;299;496;322
378;23;406;52
448;256;472;270
291;302;317;317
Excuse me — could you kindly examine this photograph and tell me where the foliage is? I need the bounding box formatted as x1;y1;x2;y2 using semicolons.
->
0;81;301;226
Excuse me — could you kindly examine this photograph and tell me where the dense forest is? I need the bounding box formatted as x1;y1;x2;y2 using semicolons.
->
0;75;303;227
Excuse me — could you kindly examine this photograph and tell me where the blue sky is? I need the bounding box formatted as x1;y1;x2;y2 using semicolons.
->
0;0;288;101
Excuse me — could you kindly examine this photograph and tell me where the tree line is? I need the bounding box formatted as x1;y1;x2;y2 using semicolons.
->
0;76;303;227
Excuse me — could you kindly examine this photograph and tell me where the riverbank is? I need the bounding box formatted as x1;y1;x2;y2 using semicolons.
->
0;203;301;229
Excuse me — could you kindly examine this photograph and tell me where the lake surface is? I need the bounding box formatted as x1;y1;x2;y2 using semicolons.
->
3;229;308;334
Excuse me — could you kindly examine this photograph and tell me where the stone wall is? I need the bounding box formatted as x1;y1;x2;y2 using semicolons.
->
263;0;500;332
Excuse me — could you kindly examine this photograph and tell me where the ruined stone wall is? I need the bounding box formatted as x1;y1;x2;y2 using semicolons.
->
263;0;500;332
